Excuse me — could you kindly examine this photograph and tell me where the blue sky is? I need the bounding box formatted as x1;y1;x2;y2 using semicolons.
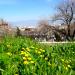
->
0;0;61;22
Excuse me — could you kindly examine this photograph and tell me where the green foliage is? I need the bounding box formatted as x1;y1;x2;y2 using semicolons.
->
0;37;75;75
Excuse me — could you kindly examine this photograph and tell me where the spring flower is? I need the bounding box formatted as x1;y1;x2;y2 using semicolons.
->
23;57;27;60
48;62;51;66
14;74;18;75
40;55;44;58
30;61;35;64
45;57;48;61
22;48;25;50
65;60;69;63
61;59;64;62
72;52;74;53
7;45;10;48
69;60;71;62
21;51;25;55
26;47;30;52
24;52;27;55
39;49;45;52
21;51;24;53
36;48;38;49
65;67;68;70
63;65;69;70
39;49;42;51
67;65;71;68
42;50;45;52
24;61;28;64
28;57;32;61
31;46;35;49
38;51;41;54
25;53;29;57
6;52;12;56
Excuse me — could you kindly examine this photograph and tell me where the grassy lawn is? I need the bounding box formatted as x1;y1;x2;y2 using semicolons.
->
0;37;75;75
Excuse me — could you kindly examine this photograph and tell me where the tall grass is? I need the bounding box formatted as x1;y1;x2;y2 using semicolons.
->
0;37;75;75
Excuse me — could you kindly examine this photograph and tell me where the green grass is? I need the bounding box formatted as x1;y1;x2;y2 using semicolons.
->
0;37;75;75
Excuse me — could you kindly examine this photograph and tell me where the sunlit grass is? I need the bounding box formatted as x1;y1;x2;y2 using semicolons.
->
0;37;75;75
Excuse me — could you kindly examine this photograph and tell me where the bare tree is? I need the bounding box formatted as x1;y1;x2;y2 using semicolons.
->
52;0;75;39
16;27;21;37
37;19;49;34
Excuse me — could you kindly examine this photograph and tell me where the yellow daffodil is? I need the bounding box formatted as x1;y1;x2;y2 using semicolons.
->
48;62;51;66
21;51;25;55
63;65;69;70
38;51;41;54
42;50;45;52
22;48;25;50
30;61;35;64
39;49;42;51
65;67;68;70
36;48;38;49
14;74;18;75
6;52;12;56
7;45;10;48
23;57;27;60
31;46;35;49
25;53;29;57
45;57;48;61
61;59;64;62
69;60;71;63
40;55;44;58
21;51;24;53
24;61;28;64
28;57;32;61
67;65;71;68
26;47;30;52
24;52;27;55
65;60;69;64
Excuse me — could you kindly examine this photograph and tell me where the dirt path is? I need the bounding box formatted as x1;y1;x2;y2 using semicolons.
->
39;41;75;44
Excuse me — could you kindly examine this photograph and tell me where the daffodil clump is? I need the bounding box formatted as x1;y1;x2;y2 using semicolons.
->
21;47;35;65
61;59;71;70
34;48;51;63
35;48;45;54
35;48;46;59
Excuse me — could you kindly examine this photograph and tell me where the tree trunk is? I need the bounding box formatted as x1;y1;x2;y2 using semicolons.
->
66;24;70;40
68;24;70;37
